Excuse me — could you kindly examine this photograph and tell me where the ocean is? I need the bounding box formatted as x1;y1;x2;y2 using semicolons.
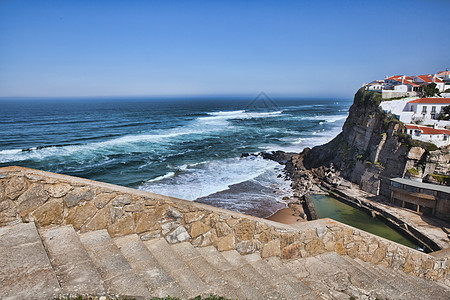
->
0;96;351;217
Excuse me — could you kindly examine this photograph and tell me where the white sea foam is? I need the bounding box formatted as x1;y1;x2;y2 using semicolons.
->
139;156;287;201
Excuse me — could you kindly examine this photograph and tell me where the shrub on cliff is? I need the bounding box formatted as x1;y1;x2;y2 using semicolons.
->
423;82;440;97
438;105;450;120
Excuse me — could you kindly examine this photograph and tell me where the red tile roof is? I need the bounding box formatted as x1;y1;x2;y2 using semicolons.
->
405;124;450;135
408;98;450;104
405;124;420;130
415;75;443;83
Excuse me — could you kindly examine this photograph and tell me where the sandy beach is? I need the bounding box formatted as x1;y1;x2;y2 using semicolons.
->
265;203;307;224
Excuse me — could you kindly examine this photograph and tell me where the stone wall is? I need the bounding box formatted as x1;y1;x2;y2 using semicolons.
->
0;166;448;283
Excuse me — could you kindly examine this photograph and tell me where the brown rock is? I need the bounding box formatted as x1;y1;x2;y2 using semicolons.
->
305;238;325;255
200;230;218;247
65;202;97;230
235;221;255;241
45;183;72;198
281;241;303;259
236;239;261;255
226;217;239;227
335;242;346;255
107;215;134;237
403;260;415;273
64;187;94;207
281;233;300;248
112;195;131;207
30;199;63;227
262;239;281;258
110;206;124;223
217;235;235;251
135;210;158;233
204;213;219;227
82;208;110;232
258;229;274;243
93;193;115;209
124;202;144;212
184;211;205;223
215;222;232;237
0;200;19;226
371;247;387;264
190;221;210;239
5;176;27;199
16;184;49;216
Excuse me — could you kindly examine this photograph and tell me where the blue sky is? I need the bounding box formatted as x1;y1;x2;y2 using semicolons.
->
1;0;449;98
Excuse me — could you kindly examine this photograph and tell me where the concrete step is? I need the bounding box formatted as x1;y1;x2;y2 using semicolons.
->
171;242;238;299
0;222;61;300
79;230;150;297
197;245;264;299
343;256;403;299
113;234;185;299
245;253;306;300
265;256;314;298
373;263;450;300
283;255;348;299
40;225;106;295
221;250;283;298
144;238;210;298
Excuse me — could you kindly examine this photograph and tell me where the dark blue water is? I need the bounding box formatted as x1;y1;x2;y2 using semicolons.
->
0;97;350;217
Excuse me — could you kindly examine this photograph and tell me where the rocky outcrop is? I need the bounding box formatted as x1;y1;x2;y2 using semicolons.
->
291;88;449;197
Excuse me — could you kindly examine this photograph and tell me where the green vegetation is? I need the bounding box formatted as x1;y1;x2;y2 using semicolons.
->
382;95;408;101
432;173;450;185
355;88;383;107
423;82;440;97
438;105;450;120
394;131;438;151
407;168;419;175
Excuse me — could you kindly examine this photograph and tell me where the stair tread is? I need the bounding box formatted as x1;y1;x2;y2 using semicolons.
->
79;230;150;297
197;246;265;299
245;253;308;300
113;234;185;299
144;238;210;298
171;242;239;299
266;256;312;296
221;250;282;297
0;223;61;300
40;225;105;295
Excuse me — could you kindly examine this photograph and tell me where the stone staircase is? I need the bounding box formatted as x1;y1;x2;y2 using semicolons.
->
1;222;449;300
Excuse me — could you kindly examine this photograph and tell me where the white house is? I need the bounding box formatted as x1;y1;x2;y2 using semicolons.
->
404;98;450;122
413;75;445;92
382;75;422;98
365;80;384;92
405;124;450;147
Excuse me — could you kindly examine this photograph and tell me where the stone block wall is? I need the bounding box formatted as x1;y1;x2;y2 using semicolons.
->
0;166;448;283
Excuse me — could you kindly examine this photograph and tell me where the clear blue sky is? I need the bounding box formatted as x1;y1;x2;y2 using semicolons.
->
1;0;449;98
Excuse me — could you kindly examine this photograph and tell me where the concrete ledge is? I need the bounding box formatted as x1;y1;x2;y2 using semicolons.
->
0;166;448;282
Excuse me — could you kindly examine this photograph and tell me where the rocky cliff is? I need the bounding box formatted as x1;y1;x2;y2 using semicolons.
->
291;88;449;198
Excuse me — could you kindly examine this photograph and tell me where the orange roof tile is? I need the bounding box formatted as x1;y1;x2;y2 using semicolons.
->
408;98;450;104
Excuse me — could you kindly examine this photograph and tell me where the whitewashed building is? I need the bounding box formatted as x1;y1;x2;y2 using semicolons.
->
405;124;450;147
405;98;450;122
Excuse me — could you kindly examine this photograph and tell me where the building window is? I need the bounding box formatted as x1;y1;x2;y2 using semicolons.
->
422;106;427;113
431;106;436;113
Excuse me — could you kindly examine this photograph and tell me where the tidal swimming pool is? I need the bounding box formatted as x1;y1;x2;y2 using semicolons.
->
310;194;422;250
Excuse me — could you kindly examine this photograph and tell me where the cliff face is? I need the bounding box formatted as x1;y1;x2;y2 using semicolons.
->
299;88;449;197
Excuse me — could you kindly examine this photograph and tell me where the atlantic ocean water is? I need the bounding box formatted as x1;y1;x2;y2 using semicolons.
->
0;97;351;217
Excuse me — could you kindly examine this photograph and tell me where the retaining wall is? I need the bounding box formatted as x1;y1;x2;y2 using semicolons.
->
0;166;448;283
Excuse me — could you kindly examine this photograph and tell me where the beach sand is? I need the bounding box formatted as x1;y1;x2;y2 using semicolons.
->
265;203;307;224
